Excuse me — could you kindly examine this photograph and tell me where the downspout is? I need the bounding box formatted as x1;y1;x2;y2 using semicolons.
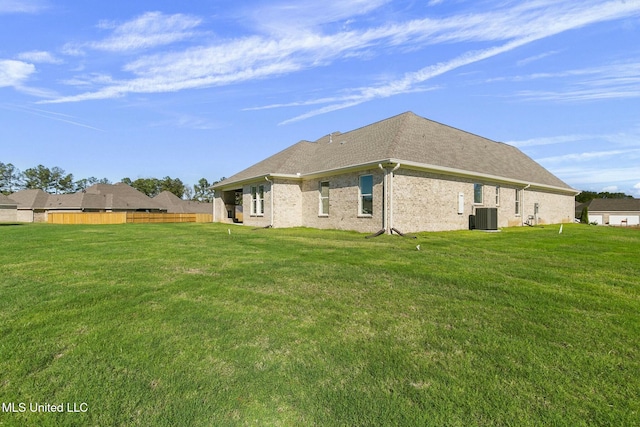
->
389;163;401;232
378;164;388;233
212;190;216;223
265;176;274;228
522;184;530;226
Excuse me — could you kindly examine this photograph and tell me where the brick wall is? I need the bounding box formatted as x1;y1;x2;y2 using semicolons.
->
300;168;384;233
214;168;574;233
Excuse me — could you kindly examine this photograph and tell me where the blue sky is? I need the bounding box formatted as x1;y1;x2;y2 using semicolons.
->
1;0;639;195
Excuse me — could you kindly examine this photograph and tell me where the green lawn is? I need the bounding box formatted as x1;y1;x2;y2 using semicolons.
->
1;223;638;426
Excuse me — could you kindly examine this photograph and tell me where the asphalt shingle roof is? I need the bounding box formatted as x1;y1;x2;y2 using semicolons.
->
8;183;166;211
153;191;213;213
215;112;574;191
0;194;17;207
587;198;640;212
7;189;51;209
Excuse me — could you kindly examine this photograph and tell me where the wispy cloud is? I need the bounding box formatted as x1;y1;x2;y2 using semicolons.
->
17;50;63;64
39;0;640;118
67;11;203;54
278;1;640;123
508;127;640;149
0;104;105;131
552;165;640;185
516;50;561;66
0;0;47;14
512;61;640;101
149;113;223;130
245;0;392;34
0;59;36;87
507;134;598;148
538;148;640;163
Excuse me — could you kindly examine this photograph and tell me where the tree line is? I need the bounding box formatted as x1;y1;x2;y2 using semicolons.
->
0;162;222;202
575;190;634;203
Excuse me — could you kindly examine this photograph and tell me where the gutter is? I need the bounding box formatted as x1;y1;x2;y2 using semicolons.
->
214;158;578;196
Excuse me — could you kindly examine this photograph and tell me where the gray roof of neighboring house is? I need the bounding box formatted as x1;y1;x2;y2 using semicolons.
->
82;183;166;211
153;191;213;214
587;198;640;212
214;111;575;192
0;194;17;208
8;183;166;211
7;189;51;209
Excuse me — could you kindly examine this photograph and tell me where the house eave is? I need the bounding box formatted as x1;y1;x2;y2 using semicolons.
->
213;158;579;196
395;159;580;195
213;173;302;191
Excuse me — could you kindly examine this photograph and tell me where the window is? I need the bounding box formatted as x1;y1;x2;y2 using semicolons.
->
515;189;521;215
359;175;373;215
251;185;264;215
495;186;500;206
474;183;483;204
319;181;330;215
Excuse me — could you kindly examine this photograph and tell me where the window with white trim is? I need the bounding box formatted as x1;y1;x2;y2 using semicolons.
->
515;189;521;215
251;185;264;215
495;186;500;206
319;181;329;216
474;183;483;204
359;175;373;215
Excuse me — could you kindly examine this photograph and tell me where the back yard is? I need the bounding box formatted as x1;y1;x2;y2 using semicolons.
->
0;223;638;426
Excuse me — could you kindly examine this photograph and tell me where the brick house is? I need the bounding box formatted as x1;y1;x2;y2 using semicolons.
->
9;183;166;222
213;112;578;233
0;194;18;222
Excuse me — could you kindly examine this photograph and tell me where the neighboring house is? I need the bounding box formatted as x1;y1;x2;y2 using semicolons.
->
213;111;578;233
579;198;640;226
9;189;50;222
153;191;213;214
9;183;166;222
0;194;18;222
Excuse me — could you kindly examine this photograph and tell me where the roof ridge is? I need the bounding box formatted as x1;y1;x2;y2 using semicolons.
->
386;111;415;159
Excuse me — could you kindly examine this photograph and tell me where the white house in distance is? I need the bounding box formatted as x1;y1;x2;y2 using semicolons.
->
213;112;578;234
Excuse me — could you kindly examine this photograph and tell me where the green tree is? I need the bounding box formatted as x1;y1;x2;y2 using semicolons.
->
50;166;75;194
576;190;634;203
24;165;52;192
160;176;186;199
122;176;185;198
193;178;214;202
580;206;589;224
126;178;161;197
0;162;23;194
75;177;111;191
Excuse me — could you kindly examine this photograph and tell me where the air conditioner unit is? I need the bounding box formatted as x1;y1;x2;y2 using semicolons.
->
475;208;498;230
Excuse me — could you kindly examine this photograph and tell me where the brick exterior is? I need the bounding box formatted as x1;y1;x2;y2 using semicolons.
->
0;206;17;222
215;168;574;233
300;168;384;233
214;167;575;233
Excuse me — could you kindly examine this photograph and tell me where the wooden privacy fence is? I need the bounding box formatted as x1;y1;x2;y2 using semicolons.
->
48;212;212;225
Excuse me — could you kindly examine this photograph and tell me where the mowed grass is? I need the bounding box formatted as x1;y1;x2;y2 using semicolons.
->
0;223;638;426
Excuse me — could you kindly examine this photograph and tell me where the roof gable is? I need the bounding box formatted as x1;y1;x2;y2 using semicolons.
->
215;112;574;191
7;189;50;208
85;183;165;210
0;194;17;207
